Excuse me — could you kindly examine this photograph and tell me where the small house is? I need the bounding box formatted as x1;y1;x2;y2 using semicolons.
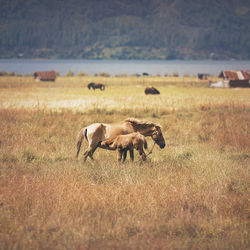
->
34;71;57;81
218;70;250;88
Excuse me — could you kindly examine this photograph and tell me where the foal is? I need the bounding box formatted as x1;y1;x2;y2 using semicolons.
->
101;132;148;162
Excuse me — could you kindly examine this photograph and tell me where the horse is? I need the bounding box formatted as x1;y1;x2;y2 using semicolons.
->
101;132;148;162
76;118;165;162
144;86;160;95
87;82;105;91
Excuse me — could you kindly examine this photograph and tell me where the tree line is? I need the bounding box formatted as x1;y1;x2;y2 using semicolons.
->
0;0;249;59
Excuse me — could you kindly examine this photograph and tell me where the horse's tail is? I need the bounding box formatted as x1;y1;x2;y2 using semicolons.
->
102;84;105;90
76;127;87;158
143;138;148;150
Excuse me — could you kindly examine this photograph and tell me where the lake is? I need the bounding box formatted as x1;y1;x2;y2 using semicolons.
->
0;59;250;76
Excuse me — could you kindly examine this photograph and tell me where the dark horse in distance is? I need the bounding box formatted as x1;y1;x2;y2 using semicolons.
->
88;82;105;91
145;86;160;95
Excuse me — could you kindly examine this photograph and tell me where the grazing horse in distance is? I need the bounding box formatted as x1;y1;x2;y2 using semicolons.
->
145;86;160;95
76;118;165;162
101;132;148;162
88;82;105;91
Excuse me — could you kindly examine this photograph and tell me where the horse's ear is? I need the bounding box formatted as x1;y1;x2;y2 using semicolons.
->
153;125;162;134
155;124;162;130
100;123;106;132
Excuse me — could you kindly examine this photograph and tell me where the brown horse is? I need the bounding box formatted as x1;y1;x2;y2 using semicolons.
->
88;82;105;91
145;86;160;95
76;118;165;162
101;132;148;162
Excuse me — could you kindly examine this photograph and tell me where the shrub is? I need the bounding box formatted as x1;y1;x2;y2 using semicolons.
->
77;71;88;77
0;70;8;76
66;69;74;77
98;72;110;77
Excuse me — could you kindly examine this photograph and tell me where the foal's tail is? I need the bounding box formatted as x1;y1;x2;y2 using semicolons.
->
143;138;148;150
76;127;87;158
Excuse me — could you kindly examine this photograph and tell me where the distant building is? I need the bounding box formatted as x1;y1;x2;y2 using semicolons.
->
218;70;250;88
34;71;57;81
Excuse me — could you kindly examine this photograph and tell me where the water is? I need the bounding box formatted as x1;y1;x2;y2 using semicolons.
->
0;59;249;76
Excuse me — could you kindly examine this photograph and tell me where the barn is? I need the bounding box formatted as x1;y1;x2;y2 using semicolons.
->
218;70;250;88
34;71;57;81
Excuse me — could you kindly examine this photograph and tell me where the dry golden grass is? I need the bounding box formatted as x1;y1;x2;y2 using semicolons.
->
0;76;249;249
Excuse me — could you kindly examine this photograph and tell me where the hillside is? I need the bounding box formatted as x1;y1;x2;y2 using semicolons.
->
0;0;250;59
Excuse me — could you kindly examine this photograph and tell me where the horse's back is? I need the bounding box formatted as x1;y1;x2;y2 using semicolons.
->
86;121;133;143
86;123;105;142
86;123;119;141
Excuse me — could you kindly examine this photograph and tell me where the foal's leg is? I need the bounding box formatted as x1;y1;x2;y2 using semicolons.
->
122;149;128;162
129;149;134;161
117;149;123;162
139;148;146;161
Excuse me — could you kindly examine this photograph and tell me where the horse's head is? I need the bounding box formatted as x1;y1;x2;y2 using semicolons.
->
151;125;165;149
125;118;166;148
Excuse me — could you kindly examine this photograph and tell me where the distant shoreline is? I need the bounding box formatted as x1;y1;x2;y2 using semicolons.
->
0;59;249;77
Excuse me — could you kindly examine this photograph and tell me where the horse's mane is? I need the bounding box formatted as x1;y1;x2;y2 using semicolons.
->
125;118;161;129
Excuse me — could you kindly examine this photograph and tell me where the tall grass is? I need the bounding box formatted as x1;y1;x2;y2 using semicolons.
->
0;76;249;249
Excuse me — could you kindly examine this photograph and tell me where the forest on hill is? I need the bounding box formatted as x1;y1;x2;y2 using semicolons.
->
0;0;250;59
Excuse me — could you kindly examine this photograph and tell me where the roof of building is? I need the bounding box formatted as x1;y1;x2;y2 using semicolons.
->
219;70;250;80
34;71;57;81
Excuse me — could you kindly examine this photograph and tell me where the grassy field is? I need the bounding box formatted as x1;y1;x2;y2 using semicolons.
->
0;76;249;249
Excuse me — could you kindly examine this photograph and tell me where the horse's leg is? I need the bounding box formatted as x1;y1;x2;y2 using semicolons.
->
83;141;99;162
82;123;104;162
129;149;134;161
83;147;94;161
